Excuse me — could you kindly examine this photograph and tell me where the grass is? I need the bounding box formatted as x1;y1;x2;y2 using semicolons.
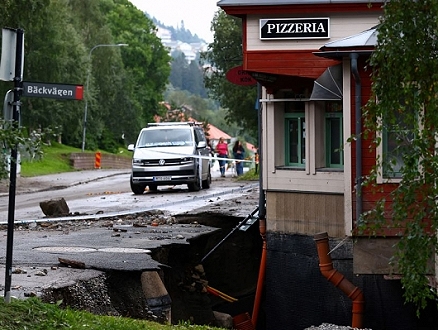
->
0;298;226;330
20;142;78;177
20;142;131;177
238;168;260;181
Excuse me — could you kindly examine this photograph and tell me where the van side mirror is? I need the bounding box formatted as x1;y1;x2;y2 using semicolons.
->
197;141;206;149
128;144;135;151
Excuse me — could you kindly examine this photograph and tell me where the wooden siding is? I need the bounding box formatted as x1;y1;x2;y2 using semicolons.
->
263;92;346;195
348;56;415;238
246;14;381;51
241;13;380;82
244;50;338;78
221;2;384;18
265;170;344;194
266;191;345;237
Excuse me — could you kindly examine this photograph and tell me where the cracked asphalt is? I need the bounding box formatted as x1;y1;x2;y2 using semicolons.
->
0;168;261;299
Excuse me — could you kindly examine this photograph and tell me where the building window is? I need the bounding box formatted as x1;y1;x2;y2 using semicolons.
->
382;111;413;178
325;102;343;168
285;114;306;166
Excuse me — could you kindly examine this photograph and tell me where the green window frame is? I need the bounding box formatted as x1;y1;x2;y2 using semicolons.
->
285;113;305;167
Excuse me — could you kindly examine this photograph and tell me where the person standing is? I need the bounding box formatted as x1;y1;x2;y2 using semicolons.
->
233;140;245;176
215;137;228;177
254;148;259;174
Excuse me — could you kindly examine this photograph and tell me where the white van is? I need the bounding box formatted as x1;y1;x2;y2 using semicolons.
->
127;122;212;194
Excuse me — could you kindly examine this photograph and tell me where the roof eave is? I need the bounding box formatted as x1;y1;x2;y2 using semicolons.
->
313;49;373;59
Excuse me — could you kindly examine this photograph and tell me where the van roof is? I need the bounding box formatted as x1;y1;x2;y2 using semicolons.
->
146;122;202;128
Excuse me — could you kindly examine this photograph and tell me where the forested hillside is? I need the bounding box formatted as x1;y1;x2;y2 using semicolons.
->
146;15;249;142
0;0;170;152
0;0;258;155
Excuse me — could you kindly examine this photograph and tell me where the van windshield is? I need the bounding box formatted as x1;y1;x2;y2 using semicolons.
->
137;128;194;148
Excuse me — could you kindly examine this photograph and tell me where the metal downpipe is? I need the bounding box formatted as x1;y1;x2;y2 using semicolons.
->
350;53;363;222
314;232;364;328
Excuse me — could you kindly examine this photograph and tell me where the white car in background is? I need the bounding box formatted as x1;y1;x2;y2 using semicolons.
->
128;122;212;194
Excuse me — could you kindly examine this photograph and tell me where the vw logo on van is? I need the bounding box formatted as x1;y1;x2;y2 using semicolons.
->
159;159;166;166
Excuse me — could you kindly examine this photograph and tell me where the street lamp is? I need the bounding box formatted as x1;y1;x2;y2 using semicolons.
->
81;43;128;152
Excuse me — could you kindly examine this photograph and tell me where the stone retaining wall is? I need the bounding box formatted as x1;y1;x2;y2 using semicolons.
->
70;153;131;170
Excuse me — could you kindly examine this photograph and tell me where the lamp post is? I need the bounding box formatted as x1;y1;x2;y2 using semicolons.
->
81;43;128;152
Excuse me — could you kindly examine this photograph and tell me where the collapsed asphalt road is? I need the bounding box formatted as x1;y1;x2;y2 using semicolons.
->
0;169;261;313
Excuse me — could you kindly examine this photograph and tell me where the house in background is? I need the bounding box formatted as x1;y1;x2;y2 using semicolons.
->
155;102;256;166
205;123;232;148
218;0;438;329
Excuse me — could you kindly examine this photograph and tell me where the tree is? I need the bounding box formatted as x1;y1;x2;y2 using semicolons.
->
0;0;171;151
0;0;84;142
201;10;258;141
183;60;205;97
97;0;171;145
170;51;186;90
72;0;126;150
169;51;207;98
363;0;438;314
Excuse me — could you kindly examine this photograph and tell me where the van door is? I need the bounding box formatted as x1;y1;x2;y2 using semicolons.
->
194;128;209;178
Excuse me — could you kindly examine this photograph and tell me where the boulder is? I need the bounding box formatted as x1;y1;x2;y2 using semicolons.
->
213;311;233;329
39;198;70;217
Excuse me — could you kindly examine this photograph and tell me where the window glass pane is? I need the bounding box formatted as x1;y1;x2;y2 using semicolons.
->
383;110;413;178
385;130;404;176
286;116;305;166
325;101;343;168
329;118;341;165
139;129;193;147
289;118;299;163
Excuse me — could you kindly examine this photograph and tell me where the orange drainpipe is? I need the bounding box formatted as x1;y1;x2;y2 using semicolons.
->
251;217;267;326
233;217;266;330
314;232;364;328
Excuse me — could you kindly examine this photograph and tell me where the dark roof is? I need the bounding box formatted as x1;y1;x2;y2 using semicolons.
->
217;0;384;6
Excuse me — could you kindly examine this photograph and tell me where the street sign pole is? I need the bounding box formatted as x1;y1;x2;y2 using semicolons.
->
4;28;24;303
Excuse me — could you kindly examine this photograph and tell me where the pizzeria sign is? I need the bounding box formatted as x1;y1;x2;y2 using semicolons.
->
260;18;330;40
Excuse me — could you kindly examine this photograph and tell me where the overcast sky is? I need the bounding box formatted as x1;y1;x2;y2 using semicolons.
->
129;0;219;43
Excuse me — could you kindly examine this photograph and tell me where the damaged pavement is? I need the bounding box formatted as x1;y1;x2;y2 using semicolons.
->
0;170;262;327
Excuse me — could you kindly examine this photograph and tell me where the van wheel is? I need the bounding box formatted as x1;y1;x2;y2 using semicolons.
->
130;178;146;195
188;169;201;192
202;167;211;189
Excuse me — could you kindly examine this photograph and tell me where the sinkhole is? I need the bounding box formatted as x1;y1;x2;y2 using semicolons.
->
41;212;265;329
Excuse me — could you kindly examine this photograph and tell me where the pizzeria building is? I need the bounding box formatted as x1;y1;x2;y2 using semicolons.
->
217;0;438;329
